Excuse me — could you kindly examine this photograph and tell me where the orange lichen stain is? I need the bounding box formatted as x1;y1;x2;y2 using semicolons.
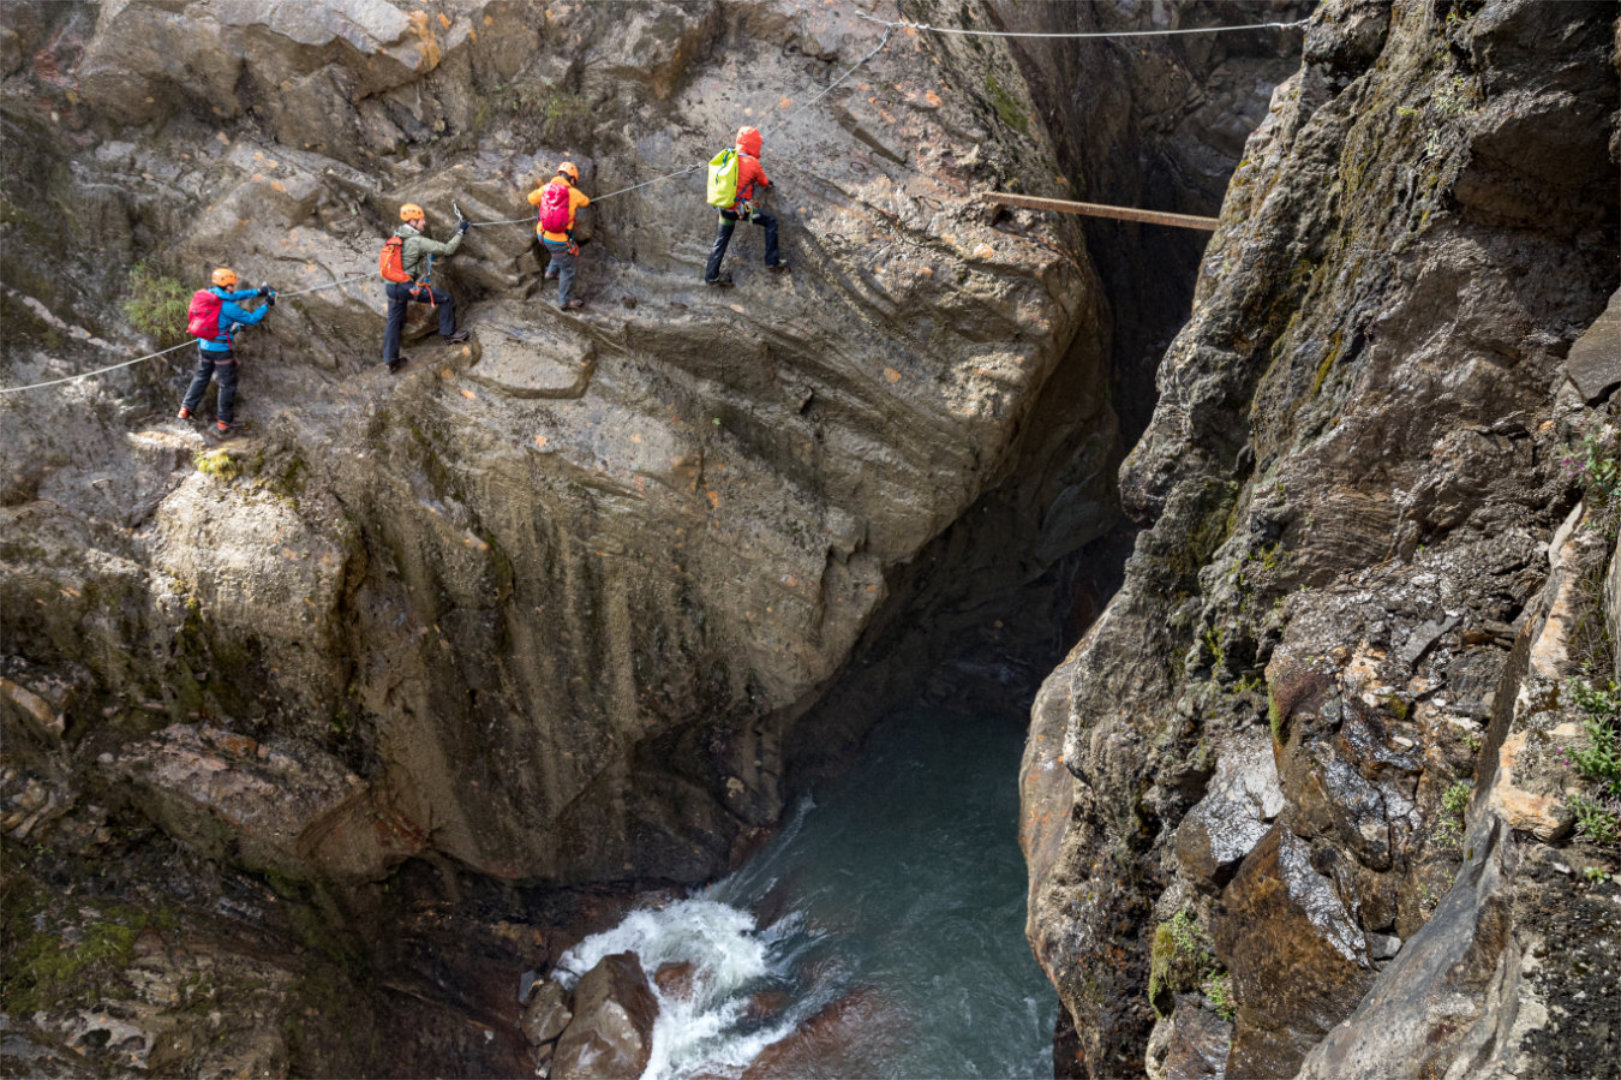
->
883;367;901;383
460;388;477;400
705;489;720;509
441;368;453;378
253;151;264;162
779;97;793;109
630;434;642;444
534;435;548;448
484;14;494;25
925;90;942;107
438;12;451;29
59;587;80;599
917;266;933;276
271;180;287;193
252;173;264;181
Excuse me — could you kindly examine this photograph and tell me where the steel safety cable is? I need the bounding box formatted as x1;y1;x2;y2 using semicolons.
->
854;11;1309;39
0;275;368;394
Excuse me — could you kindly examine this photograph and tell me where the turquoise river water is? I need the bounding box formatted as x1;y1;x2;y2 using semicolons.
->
556;705;1056;1079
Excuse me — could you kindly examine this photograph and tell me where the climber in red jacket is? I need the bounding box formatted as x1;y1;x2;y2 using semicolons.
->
704;126;789;286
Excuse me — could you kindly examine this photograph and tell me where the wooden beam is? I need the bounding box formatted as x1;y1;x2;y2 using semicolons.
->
987;192;1221;231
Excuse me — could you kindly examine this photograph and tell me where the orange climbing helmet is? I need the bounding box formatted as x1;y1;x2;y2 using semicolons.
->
210;267;238;288
556;161;579;183
399;203;425;222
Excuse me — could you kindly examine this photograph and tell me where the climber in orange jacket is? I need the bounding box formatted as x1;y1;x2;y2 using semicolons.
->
704;126;788;287
528;162;591;311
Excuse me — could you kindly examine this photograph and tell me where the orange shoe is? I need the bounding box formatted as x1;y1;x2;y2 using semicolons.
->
177;406;193;420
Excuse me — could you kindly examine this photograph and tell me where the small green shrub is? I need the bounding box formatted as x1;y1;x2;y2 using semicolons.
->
1435;779;1472;848
123;259;190;346
1566;680;1621;795
1202;971;1236;1022
1149;911;1225;1018
1569;792;1620;845
1563;418;1621;509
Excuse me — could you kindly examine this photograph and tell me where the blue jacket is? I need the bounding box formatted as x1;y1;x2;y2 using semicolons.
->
198;287;268;352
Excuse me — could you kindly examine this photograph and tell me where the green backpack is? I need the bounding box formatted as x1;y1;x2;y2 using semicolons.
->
706;148;739;208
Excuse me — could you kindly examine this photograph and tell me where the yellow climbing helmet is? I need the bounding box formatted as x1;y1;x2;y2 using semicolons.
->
211;267;238;288
556;161;579;183
399;203;425;222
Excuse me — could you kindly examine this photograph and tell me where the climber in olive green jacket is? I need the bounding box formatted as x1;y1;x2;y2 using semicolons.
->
382;203;470;374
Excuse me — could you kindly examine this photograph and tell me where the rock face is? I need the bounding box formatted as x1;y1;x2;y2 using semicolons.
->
1023;0;1619;1076
2;0;1294;1073
2;0;1108;900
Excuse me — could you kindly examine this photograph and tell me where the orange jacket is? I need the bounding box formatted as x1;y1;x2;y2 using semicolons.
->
528;179;591;242
733;126;770;208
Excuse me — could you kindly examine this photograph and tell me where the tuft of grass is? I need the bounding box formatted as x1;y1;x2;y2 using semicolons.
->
123;259;191;346
1201;971;1236;1022
1569;792;1620;845
194;450;243;483
1149;910;1228;1019
1435;779;1472;849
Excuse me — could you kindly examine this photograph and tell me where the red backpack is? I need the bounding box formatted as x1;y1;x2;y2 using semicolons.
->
538;183;572;234
379;235;413;282
186;289;223;340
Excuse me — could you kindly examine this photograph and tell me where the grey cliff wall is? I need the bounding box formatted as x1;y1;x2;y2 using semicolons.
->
1022;1;1621;1077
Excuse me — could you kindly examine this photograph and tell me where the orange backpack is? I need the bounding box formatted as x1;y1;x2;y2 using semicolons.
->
378;236;412;283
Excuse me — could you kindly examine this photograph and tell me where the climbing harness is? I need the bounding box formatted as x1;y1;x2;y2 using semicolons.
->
0;274;369;395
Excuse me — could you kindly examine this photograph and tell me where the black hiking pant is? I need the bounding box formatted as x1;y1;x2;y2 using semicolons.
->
182;347;239;423
383;281;456;365
705;209;781;282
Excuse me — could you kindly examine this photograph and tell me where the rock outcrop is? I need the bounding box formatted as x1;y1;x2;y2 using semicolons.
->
1023;0;1620;1076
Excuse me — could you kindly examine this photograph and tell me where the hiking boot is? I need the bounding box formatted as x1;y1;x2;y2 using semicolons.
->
562;299;586;312
214;419;242;438
705;273;735;288
443;329;470;344
177;406;193;420
544;267;559;280
767;262;792;274
387;356;408;374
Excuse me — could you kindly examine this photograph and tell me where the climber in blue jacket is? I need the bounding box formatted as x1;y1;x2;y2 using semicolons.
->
178;267;273;436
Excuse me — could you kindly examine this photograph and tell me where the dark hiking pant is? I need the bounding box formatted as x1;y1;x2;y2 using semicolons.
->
383;281;456;365
704;209;781;282
182;347;239;423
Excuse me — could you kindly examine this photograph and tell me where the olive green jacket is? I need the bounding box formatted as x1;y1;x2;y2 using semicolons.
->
394;223;463;281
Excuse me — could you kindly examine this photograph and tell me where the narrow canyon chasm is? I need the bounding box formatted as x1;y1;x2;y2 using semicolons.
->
2;2;1618;1079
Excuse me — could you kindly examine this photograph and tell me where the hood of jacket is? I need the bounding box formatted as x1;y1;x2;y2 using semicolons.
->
734;126;763;157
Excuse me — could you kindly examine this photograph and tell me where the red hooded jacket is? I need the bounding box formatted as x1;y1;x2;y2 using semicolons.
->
732;126;771;209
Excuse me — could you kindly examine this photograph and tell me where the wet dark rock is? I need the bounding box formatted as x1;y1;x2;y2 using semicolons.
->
1566;288;1621;405
1211;826;1372;1078
521;981;572;1049
1174;729;1284;891
552;953;657;1080
651;960;695;1000
1146;994;1234;1080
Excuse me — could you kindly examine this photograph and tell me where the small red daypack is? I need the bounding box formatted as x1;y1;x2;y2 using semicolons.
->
186;289;223;339
538;182;572;234
379;236;413;282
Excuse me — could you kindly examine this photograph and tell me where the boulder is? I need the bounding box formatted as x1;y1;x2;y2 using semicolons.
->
551;953;657;1080
1174;729;1285;890
1145;994;1233;1080
520;980;572;1048
1211;826;1372;1079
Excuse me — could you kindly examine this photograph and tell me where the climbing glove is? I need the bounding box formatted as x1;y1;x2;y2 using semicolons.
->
266;292;276;307
257;286;272;297
458;219;471;235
